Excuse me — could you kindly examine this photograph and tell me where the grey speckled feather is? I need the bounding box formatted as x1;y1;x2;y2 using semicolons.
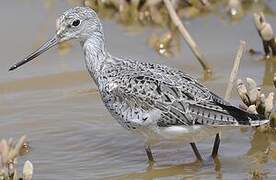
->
69;7;267;134
10;7;269;146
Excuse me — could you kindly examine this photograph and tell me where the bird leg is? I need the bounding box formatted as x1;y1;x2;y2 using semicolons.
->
145;144;154;162
190;142;203;161
211;133;220;158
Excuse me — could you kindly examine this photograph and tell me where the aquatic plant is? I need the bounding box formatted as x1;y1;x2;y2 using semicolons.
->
253;12;276;59
236;78;276;130
83;0;214;77
81;0;274;78
81;1;275;29
0;136;33;180
83;0;212;58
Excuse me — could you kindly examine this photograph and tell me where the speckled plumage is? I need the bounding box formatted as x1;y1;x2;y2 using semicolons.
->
72;7;268;144
10;7;270;161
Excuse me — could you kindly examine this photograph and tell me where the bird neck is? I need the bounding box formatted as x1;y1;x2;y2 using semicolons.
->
82;31;107;81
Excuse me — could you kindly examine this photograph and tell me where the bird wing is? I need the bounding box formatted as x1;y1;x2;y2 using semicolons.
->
110;63;262;127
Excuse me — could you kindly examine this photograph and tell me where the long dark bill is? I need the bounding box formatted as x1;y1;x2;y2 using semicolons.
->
9;35;59;71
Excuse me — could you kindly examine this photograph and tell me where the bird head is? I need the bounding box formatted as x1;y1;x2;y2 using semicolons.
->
9;7;101;71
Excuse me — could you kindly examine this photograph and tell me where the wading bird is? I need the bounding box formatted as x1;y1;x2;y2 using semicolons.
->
9;7;268;162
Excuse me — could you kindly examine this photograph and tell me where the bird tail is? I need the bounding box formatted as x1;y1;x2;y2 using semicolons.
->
216;102;269;126
249;118;270;126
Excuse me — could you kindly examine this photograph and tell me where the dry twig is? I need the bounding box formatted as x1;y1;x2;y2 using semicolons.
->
225;41;246;101
163;0;212;77
253;12;276;58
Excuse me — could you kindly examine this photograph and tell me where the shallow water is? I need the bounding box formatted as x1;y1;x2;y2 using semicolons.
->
1;1;276;179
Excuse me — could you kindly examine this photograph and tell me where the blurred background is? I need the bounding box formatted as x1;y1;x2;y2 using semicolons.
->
0;0;276;179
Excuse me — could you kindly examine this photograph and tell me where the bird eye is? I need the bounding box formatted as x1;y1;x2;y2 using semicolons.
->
72;19;80;27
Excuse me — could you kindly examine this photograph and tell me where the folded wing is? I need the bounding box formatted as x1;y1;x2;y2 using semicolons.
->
111;63;268;127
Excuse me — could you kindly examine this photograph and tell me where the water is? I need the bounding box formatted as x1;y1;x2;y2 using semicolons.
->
1;1;276;179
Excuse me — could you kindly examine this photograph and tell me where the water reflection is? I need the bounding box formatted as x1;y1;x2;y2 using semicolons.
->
106;137;225;179
109;128;276;180
245;128;276;179
263;57;276;86
110;161;205;180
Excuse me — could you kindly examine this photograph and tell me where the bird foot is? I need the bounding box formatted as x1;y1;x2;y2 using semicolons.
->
201;155;220;167
146;159;156;170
